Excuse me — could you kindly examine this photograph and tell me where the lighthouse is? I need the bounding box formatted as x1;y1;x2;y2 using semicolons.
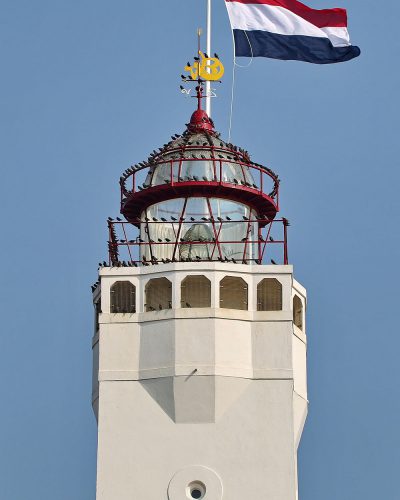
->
91;75;308;500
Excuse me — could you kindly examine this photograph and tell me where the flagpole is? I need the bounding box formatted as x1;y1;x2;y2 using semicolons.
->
206;0;212;117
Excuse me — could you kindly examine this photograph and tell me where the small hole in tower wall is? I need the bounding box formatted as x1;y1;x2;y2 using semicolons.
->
187;481;206;499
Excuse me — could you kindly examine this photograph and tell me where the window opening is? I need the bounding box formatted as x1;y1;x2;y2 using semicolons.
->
293;295;303;330
257;278;282;311
181;276;211;308
220;276;248;310
110;281;136;313
145;278;172;311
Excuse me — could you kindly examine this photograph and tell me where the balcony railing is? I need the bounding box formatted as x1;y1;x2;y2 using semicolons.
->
120;158;280;209
106;218;289;266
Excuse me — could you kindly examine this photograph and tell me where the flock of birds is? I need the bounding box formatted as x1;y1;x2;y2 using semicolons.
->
107;214;271;224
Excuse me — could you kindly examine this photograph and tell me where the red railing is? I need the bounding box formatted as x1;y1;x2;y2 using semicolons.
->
106;218;289;267
120;158;280;209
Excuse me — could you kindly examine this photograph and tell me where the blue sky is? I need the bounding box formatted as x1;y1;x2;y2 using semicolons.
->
0;1;399;499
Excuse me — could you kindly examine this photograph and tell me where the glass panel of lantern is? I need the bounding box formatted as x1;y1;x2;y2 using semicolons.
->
140;197;258;262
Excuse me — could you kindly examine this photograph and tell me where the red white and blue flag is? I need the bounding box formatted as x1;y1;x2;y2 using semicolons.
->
225;0;360;64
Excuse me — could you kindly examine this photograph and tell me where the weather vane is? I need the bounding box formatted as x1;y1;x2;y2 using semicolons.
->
180;28;224;101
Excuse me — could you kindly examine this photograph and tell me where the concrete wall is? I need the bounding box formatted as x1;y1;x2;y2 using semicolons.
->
92;263;308;500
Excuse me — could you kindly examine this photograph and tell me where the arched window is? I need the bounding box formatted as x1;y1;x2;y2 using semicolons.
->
257;278;282;311
220;276;248;310
110;281;136;313
293;295;303;330
181;276;211;308
145;278;172;312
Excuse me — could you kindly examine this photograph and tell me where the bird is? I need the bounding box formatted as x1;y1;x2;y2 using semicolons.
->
190;217;195;221
107;217;113;221
165;238;171;243
269;236;275;242
152;217;158;222
243;216;249;221
171;216;177;221
119;239;126;243
159;304;163;310
226;216;231;221
241;237;248;242
138;238;144;243
214;53;219;59
102;261;107;267
158;238;162;243
233;178;239;184
271;259;277;265
201;217;208;221
161;217;167;222
181;74;186;79
217;217;223;222
186;302;192;308
202;176;209;181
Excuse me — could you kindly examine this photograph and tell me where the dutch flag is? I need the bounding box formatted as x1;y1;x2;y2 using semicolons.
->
225;0;360;64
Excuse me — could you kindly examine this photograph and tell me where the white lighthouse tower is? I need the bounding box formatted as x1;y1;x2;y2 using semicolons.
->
92;77;308;500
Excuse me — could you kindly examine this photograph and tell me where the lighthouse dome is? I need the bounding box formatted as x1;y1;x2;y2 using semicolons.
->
144;129;256;189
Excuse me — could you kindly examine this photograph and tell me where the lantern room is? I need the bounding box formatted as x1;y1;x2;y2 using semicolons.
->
107;84;289;267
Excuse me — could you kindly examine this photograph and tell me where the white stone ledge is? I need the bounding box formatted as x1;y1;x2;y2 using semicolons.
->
99;262;293;277
99;308;294;324
98;367;293;381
